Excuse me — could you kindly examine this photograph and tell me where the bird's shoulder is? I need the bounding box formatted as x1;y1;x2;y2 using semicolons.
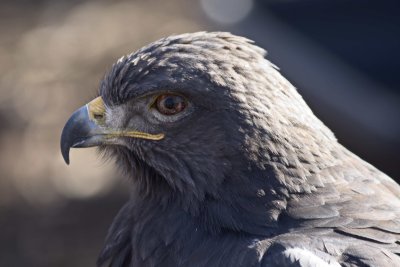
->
274;147;400;266
285;147;400;232
260;232;400;267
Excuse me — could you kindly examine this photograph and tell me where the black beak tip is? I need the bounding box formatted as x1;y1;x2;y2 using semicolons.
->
62;148;70;165
60;132;71;165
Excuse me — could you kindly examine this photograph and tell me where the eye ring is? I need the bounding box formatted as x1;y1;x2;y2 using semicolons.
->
153;94;187;115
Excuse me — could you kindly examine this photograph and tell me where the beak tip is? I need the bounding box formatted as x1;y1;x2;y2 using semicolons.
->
61;144;71;165
60;104;90;166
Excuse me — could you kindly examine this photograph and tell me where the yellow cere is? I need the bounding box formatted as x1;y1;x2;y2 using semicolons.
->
87;96;106;122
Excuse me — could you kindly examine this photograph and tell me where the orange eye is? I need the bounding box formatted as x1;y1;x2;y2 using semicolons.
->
155;94;187;115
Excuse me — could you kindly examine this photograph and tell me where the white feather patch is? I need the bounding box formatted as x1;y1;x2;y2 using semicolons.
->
283;247;341;267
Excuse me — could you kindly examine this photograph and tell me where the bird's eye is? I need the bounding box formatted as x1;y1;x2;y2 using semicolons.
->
154;94;187;115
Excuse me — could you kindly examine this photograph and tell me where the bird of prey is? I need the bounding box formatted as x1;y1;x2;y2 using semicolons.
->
60;32;400;267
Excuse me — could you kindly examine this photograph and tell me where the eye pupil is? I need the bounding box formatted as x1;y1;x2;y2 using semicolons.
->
155;94;187;115
164;97;176;110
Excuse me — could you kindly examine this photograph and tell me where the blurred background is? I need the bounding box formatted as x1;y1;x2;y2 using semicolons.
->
0;0;399;266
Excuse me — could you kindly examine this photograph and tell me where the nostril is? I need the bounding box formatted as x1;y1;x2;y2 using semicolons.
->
93;113;104;123
93;113;104;120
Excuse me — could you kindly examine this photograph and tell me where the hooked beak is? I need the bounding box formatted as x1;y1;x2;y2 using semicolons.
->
60;96;164;165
